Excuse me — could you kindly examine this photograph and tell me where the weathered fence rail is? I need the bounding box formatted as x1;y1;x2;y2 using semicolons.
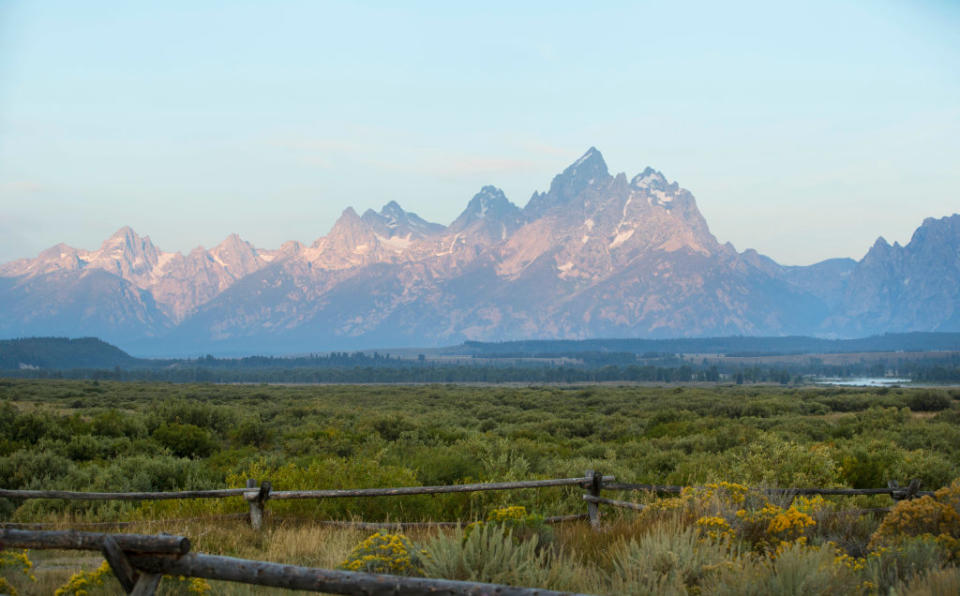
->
602;478;932;499
0;488;247;500
127;551;585;595
0;528;190;554
0;528;587;596
261;476;614;500
582;494;645;512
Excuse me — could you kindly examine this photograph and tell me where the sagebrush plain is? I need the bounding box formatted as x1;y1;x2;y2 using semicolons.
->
2;379;960;594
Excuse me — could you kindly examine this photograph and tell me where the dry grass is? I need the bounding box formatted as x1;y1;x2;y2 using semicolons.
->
553;513;650;567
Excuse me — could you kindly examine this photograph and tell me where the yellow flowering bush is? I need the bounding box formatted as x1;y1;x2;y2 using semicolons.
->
733;501;816;551
868;493;960;556
465;505;551;545
55;560;112;596
640;483;748;525
486;505;528;524
792;495;826;514
338;532;425;576
693;481;750;505
767;506;816;539
1;549;37;596
695;516;735;543
936;479;960;512
163;575;213;596
55;562;211;596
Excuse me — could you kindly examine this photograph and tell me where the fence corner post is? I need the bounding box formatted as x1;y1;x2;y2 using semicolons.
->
585;469;603;530
246;478;270;531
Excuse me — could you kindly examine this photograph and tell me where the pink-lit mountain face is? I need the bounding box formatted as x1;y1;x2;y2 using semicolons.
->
1;148;957;354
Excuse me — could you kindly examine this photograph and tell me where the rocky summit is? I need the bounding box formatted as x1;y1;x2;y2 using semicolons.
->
1;148;957;354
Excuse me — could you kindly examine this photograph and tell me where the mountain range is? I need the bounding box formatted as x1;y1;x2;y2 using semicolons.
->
1;148;957;355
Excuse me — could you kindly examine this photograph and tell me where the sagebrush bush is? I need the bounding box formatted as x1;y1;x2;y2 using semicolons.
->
421;523;577;589
895;566;960;596
860;536;951;593
608;523;730;595
709;541;856;596
466;505;553;547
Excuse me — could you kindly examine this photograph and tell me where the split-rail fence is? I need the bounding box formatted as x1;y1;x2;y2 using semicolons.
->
0;472;930;531
0;473;935;594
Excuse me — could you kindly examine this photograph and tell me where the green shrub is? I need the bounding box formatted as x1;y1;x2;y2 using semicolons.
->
152;423;216;458
727;436;841;488
0;450;74;490
232;418;273;447
906;391;952;412
838;440;903;488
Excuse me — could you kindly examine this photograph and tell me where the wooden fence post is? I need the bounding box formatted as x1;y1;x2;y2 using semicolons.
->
129;573;162;596
246;479;271;531
584;470;602;530
889;479;922;502
101;535;138;593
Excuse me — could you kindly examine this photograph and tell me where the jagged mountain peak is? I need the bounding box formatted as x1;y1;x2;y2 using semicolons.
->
360;201;445;239
525;147;613;218
38;242;79;259
209;233;263;280
315;207;368;247
381;200;406;219
462;186;515;216
217;232;245;246
338;206;361;221
212;232;257;257
449;186;522;237
911;214;960;246
109;225;136;239
100;226;154;252
570;146;607;174
554;146;610;188
631;167;670;190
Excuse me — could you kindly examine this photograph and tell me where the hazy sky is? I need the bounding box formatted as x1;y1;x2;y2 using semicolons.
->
0;1;957;266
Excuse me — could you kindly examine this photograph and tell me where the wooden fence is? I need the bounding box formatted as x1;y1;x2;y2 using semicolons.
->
0;472;930;532
0;473;615;531
0;474;936;594
0;528;586;596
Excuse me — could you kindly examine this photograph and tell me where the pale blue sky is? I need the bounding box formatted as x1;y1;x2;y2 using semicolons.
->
0;0;957;265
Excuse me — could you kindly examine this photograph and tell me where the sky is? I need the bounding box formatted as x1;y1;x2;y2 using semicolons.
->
0;0;957;266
